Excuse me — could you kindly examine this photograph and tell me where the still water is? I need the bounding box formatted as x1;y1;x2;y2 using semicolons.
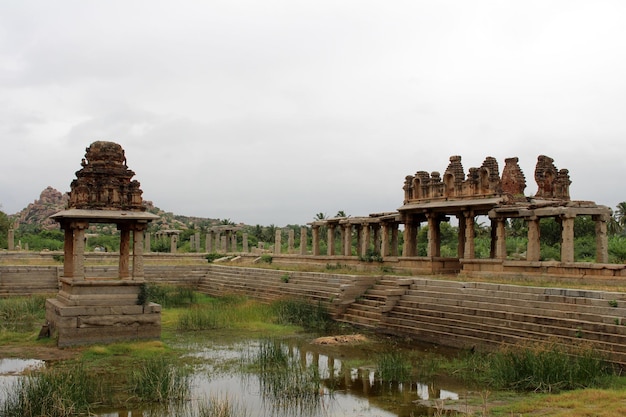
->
1;336;471;417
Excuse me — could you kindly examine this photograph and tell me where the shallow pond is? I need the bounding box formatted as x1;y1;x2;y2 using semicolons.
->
1;335;475;417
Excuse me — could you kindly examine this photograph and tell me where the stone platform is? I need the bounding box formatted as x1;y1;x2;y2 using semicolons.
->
46;278;161;347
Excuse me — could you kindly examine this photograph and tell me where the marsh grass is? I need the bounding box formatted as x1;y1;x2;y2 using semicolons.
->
376;351;413;383
196;395;249;417
271;298;333;331
129;356;190;403
1;362;110;417
246;338;325;416
143;284;198;307
453;341;615;393
0;295;46;332
177;296;273;330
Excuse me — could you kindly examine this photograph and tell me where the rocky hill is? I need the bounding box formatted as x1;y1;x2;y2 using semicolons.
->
10;187;221;232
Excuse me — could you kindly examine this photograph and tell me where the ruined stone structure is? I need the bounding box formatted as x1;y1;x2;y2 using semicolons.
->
46;141;161;346
307;155;611;276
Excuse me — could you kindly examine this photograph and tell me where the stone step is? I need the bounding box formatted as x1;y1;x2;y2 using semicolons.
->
383;312;626;365
405;283;626;315
401;292;626;326
390;302;626;345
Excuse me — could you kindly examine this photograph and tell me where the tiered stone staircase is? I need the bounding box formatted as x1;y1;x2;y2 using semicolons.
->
339;278;413;328
377;279;626;364
197;264;377;317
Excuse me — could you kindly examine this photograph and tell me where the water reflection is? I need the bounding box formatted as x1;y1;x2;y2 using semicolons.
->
0;340;464;417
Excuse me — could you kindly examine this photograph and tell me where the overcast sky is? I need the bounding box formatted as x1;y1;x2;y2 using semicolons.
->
1;1;625;226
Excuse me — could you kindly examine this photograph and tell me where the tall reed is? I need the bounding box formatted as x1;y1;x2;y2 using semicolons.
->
487;341;615;392
376;351;413;383
271;298;333;331
0;362;109;417
0;295;47;332
129;356;190;403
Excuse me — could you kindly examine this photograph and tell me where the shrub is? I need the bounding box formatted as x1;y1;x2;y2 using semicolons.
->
486;341;614;392
271;299;332;331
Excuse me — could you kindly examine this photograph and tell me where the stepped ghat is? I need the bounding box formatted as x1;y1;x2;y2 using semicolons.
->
45;141;161;346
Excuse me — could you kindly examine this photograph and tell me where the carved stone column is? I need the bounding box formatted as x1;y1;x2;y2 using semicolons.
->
494;218;507;259
275;229;282;254
526;217;541;261
7;229;14;251
288;229;295;253
119;225;131;279
242;233;249;253
63;226;75;278
427;214;441;257
402;217;418;257
230;232;237;252
560;215;575;263
594;214;609;263
457;215;466;258
300;226;308;255
311;225;320;256
132;224;146;280
354;225;363;256
327;224;335;256
372;224;381;255
361;224;371;257
390;224;399;256
343;224;352;256
206;232;213;253
381;223;390;257
463;211;475;259
170;234;178;253
214;232;220;252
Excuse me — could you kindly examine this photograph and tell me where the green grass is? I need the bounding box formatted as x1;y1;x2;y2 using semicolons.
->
0;295;47;332
376;351;413;383
129;356;191;404
1;362;109;417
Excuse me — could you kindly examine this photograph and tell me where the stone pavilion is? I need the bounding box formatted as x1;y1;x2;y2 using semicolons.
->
46;141;161;347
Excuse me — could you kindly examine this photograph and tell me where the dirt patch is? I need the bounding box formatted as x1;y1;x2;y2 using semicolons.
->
311;334;368;345
0;345;82;362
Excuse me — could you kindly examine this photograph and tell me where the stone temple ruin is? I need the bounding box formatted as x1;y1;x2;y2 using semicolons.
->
309;155;612;277
46;141;161;347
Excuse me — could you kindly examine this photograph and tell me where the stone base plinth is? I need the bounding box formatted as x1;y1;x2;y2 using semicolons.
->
46;278;161;347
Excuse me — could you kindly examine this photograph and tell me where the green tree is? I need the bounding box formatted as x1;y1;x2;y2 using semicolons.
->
0;208;10;249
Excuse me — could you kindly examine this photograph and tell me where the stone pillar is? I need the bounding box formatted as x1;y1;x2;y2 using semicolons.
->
132;225;145;280
274;229;282;254
220;235;227;252
526;217;541;261
427;214;441;257
195;232;201;252
343;224;352;256
390;224;399;256
215;232;221;252
594;215;609;263
119;226;131;279
242;233;249;252
7;228;14;250
300;227;308;255
206;233;213;253
230;233;237;252
372;225;381;255
72;222;88;279
355;225;363;256
170;234;178;253
312;225;320;256
288;229;295;253
189;235;195;252
402;218;418;257
63;226;75;278
381;224;390;257
463;212;475;259
327;224;336;256
361;224;371;257
457;215;466;258
494;218;507;259
144;232;151;253
561;215;575;263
